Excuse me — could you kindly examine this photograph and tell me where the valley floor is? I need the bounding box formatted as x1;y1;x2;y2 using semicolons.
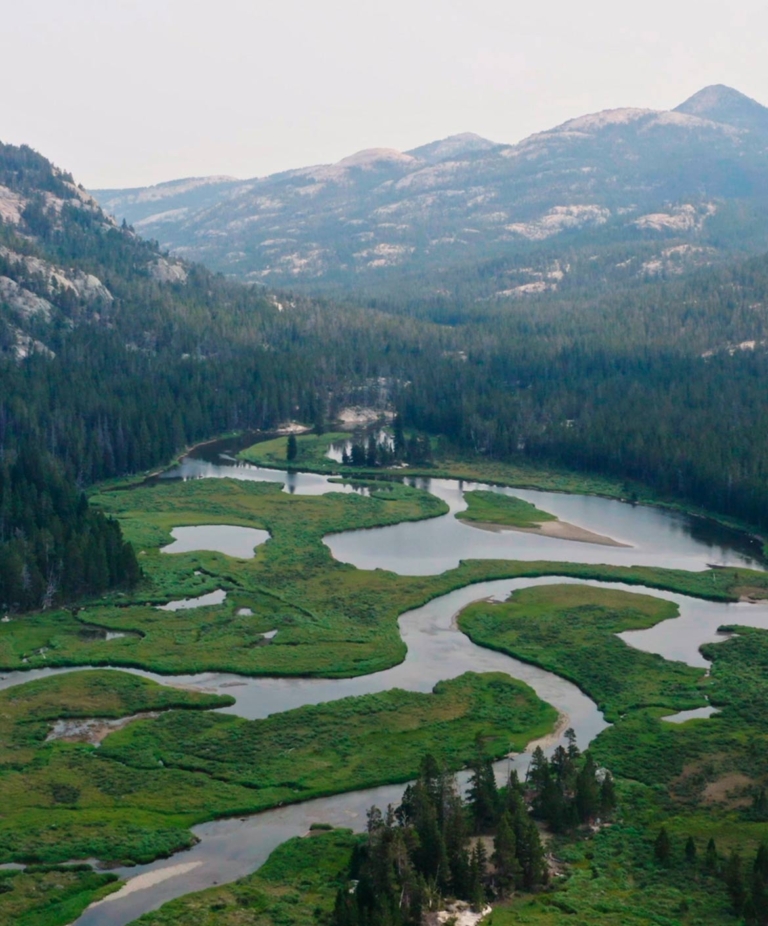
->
1;437;767;925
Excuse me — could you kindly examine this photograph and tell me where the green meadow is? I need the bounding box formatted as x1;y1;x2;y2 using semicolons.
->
0;451;766;924
458;490;557;528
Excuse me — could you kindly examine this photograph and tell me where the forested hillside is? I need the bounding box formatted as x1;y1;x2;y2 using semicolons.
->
6;134;768;611
395;249;768;529
0;142;442;611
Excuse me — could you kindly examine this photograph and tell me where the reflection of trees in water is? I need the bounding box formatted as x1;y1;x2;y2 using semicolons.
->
683;513;764;566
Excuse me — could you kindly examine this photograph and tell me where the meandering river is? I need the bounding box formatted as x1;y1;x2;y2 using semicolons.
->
4;437;767;924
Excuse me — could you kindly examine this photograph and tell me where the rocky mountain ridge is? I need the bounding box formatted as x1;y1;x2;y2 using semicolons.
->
93;85;768;297
0;143;193;358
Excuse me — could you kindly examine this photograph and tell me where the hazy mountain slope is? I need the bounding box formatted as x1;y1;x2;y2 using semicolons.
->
674;83;768;135
93;86;768;295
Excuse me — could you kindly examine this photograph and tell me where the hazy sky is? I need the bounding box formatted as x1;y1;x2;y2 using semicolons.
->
3;1;768;189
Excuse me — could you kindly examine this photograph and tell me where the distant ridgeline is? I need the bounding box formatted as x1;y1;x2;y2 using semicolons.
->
95;85;768;302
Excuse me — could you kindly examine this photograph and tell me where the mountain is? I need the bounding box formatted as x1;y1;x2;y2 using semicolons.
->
674;83;768;135
405;132;500;163
93;86;768;297
0;143;195;359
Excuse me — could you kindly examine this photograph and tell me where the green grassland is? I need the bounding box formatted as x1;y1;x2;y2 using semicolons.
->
456;586;768;812
458;585;705;721
458;489;557;527
242;431;350;469
0;669;232;768
0;669;554;866
123;579;768;926
490;823;737;926
239;433;641;500
0;866;120;926
1;457;767;923
0;671;240;865
99;671;556;797
130;828;357;926
593;625;768;802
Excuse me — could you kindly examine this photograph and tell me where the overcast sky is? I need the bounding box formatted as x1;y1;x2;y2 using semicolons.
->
3;0;767;189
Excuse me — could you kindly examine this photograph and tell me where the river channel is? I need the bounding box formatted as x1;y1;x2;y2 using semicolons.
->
4;436;767;924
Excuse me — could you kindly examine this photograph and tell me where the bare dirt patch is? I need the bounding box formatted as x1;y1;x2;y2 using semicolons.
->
46;712;159;746
702;773;753;807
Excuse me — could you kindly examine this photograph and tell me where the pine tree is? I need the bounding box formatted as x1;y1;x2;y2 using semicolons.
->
468;842;487;912
467;746;499;833
517;816;548;890
393;415;406;458
526;746;549;792
685;836;697;865
366;433;378;467
705;837;719;872
725;850;746;915
286;433;298;461
575;753;600;824
751;788;768;821
492;812;522;897
599;772;617;819
654;827;671;866
751;841;768;925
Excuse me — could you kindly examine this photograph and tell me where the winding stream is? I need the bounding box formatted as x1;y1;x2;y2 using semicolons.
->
4;437;767;924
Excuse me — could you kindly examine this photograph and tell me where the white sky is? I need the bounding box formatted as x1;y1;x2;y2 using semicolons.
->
3;0;767;189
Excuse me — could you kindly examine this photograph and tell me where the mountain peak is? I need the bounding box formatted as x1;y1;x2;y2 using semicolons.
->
674;84;768;134
407;133;498;163
336;148;417;169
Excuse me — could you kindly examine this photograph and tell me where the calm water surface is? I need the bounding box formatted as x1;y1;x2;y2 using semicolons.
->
161;525;270;559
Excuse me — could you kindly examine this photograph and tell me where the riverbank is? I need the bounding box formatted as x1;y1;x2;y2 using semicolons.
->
465;518;629;547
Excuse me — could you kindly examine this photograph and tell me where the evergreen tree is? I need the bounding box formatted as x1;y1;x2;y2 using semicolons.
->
492;812;522;897
751;788;768;821
468;841;487;912
393;415;406;458
366;433;378;467
286;433;298;461
526;747;549;792
750;842;768;925
351;442;366;466
685;836;697;865
705;838;719;872
654;827;671;866
575;753;600;824
599;772;617;819
725;850;746;916
467;744;500;833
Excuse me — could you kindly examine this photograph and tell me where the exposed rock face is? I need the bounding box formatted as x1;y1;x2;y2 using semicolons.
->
92;86;768;293
0;142;191;358
150;257;188;283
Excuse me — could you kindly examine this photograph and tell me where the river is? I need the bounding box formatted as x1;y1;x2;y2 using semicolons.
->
5;436;767;924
